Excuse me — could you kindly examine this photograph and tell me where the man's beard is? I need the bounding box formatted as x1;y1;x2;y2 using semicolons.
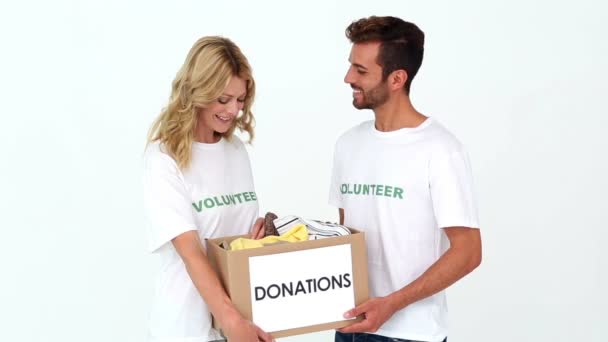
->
352;80;389;109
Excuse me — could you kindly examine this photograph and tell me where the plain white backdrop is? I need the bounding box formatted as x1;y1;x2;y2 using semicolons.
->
1;0;606;341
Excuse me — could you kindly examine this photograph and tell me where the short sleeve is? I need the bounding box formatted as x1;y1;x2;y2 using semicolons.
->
143;147;197;252
328;142;343;208
429;149;480;229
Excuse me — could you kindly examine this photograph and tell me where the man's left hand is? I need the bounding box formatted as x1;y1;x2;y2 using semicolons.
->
338;296;397;334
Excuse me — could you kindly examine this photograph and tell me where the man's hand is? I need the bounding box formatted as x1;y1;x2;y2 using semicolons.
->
338;296;397;334
249;217;265;240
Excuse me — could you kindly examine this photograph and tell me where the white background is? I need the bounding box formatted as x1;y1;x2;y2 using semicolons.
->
0;0;606;341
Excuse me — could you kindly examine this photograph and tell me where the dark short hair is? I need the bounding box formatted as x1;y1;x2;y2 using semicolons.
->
346;16;425;94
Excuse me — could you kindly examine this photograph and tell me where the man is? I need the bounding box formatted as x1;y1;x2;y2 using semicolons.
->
329;16;482;342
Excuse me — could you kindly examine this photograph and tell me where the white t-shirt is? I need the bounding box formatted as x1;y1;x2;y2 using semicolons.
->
329;118;479;342
143;137;259;342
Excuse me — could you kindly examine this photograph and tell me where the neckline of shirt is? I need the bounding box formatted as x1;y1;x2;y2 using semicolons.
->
369;117;434;138
192;137;227;150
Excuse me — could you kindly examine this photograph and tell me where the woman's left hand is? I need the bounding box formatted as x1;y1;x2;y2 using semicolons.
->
249;217;265;239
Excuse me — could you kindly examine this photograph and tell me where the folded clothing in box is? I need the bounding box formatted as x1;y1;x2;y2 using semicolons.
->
230;224;309;250
274;215;351;240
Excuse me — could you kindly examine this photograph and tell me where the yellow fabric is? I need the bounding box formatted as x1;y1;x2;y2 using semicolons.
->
230;224;309;250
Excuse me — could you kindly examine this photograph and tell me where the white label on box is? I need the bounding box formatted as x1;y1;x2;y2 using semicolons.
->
248;244;355;332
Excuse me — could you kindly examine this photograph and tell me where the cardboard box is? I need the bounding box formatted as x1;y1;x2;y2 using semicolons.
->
206;228;369;338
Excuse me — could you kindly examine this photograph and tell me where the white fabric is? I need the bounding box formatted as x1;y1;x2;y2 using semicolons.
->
329;118;479;342
273;215;351;239
144;137;259;342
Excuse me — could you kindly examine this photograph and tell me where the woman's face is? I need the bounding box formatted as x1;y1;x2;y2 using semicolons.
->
196;75;247;143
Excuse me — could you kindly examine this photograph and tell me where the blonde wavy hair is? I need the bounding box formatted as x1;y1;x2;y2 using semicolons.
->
147;36;256;169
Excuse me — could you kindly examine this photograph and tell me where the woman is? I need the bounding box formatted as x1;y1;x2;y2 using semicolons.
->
143;36;271;342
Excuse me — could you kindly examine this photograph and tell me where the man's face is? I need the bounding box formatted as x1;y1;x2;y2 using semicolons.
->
344;41;389;110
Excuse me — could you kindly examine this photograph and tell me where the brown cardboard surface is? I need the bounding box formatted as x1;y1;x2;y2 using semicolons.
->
206;228;368;338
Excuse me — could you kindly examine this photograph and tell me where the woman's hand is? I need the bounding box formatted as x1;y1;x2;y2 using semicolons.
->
222;308;273;342
250;217;265;239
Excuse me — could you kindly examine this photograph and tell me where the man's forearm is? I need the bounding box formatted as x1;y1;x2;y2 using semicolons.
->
389;238;481;310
